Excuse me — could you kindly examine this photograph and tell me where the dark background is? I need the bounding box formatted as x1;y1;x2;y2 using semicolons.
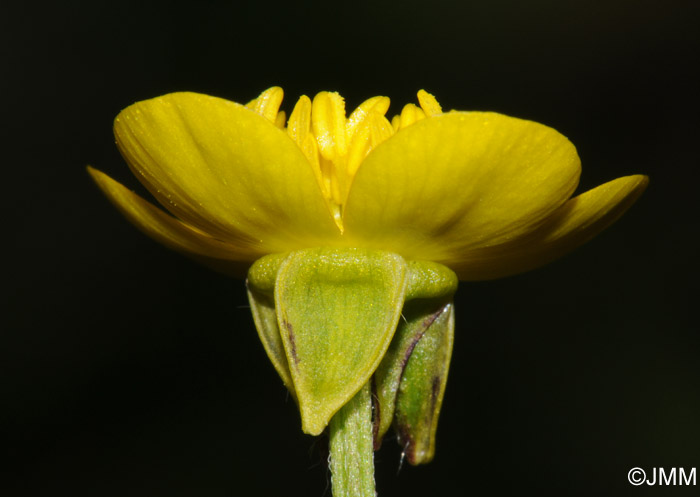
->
3;1;699;495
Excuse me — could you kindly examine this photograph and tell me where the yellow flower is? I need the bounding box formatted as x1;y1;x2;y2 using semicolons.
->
88;88;649;486
88;87;647;280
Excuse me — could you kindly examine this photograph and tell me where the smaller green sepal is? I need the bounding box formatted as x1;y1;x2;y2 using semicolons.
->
405;260;458;301
394;302;454;465
247;253;296;397
373;261;457;449
372;300;444;447
247;252;287;295
246;285;297;398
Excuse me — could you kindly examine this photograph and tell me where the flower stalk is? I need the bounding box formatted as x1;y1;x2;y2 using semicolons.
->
329;382;376;497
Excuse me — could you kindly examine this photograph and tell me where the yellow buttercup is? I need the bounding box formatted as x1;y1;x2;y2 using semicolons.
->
89;87;647;497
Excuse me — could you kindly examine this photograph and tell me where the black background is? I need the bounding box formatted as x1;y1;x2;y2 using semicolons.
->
4;1;699;496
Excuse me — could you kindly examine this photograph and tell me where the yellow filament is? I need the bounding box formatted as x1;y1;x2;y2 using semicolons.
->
312;92;348;162
417;89;443;117
246;87;284;123
395;103;427;130
274;111;286;129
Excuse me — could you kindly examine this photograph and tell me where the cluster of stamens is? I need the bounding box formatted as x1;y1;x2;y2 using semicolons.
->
246;88;443;231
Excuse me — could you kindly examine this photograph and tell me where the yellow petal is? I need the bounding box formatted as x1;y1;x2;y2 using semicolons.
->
449;175;649;280
87;167;255;275
343;112;581;261
114;92;340;253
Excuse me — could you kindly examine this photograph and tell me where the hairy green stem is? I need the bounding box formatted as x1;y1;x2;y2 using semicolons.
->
329;382;376;497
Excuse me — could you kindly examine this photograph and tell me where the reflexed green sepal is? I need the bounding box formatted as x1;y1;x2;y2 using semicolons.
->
250;248;408;435
394;302;454;464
